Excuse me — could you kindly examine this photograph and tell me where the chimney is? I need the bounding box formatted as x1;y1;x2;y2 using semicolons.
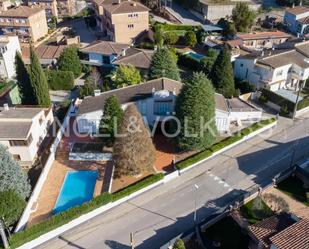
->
261;50;264;57
152;87;156;94
154;45;158;51
300;0;303;6
292;3;295;8
121;48;126;56
3;103;9;111
93;89;101;97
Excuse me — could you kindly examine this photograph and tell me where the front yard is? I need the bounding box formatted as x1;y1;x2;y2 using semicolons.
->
277;176;309;206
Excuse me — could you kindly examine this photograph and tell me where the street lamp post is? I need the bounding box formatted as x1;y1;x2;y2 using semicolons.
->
193;184;199;225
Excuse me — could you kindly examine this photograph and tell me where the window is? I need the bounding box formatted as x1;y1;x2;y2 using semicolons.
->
128;14;133;17
240;63;243;67
134;13;138;17
128;24;134;29
154;101;172;115
13;154;21;161
276;70;283;76
9;134;33;147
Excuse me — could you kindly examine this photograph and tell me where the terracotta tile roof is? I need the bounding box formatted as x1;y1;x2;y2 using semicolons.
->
286;5;309;15
113;48;154;69
248;214;296;248
225;39;243;48
270;218;309;249
103;0;149;14
80;40;129;55
298;16;309;24
22;45;66;63
237;31;291;41
78;77;182;114
0;6;44;18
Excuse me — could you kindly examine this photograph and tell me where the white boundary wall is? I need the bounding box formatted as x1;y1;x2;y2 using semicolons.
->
15;103;75;232
15;120;277;249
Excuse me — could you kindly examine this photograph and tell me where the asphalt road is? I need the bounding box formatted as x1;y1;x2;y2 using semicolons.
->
37;114;309;249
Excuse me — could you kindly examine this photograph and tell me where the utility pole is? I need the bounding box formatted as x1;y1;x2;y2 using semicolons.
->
193;184;199;225
0;218;9;249
292;80;303;121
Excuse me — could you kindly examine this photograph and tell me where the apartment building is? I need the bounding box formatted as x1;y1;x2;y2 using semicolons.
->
93;0;149;44
0;106;54;167
284;5;309;36
0;35;21;79
0;6;48;43
27;0;58;20
234;41;309;91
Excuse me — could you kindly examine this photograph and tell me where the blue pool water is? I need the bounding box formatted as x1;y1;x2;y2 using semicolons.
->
53;171;98;214
186;51;205;60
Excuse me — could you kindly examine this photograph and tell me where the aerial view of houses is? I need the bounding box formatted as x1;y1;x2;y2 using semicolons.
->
0;0;308;249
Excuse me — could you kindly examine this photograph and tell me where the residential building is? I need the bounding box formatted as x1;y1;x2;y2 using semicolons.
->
0;6;48;43
80;40;154;70
234;41;309;91
76;78;261;134
21;44;67;66
57;0;77;17
93;0;149;43
0;106;54;167
195;0;260;22
27;0;59;20
236;31;292;50
284;5;309;36
0;0;12;11
0;35;21;79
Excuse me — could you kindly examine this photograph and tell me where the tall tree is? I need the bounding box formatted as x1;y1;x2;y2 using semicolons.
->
58;46;82;78
15;52;36;105
211;46;236;98
29;46;51;107
113;104;156;178
232;2;256;32
185;31;197;47
113;64;141;88
0;144;31;199
0;190;26;226
99;95;123;145
149;47;180;81
199;49;219;77
175;72;217;150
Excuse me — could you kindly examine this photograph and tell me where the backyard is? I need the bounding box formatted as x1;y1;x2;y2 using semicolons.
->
202;216;249;249
277;176;309;206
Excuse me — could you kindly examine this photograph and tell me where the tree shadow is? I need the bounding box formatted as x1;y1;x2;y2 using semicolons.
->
105;240;130;249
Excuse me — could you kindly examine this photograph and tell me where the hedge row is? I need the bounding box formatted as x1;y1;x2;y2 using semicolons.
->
45;70;75;91
158;23;196;31
8;173;164;248
176;118;276;170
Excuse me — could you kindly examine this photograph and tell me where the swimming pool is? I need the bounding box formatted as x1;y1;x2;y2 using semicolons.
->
185;51;205;60
53;171;98;214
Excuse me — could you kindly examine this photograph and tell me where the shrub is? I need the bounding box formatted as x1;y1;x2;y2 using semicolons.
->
258;95;268;104
45;70;74;90
184;31;197;47
112;173;164;201
164;31;179;45
177;149;212;170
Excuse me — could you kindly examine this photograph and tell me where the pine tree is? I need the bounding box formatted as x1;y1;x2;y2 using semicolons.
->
0;144;31;199
15;52;36;105
58;46;82;78
149;47;180;81
175;72;217;150
232;2;256;32
211;46;236;98
99;95;123;145
113;104;156;178
29;46;51;107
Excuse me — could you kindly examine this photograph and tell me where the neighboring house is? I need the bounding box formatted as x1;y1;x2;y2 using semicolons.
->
236;31;292;50
284;5;309;36
27;0;59;20
195;0;260;22
0;105;54;168
0;35;21;79
57;0;77;17
0;0;12;11
93;0;149;43
234;41;309;91
76;77;261;134
0;6;48;43
79;40;130;66
21;44;67;66
248;214;309;249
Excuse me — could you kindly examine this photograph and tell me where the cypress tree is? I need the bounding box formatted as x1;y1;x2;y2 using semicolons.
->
14;52;36;105
57;46;82;78
175;72;217;150
29;46;51;107
149;47;180;81
113;104;156;178
211;46;236;98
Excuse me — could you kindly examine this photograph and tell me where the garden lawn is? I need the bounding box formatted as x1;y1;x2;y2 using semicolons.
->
203;216;249;249
277;176;309;206
240;197;273;224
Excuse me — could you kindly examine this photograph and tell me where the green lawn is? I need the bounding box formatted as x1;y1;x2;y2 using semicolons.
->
277;176;309;206
203;216;249;249
239;197;273;224
164;30;187;36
